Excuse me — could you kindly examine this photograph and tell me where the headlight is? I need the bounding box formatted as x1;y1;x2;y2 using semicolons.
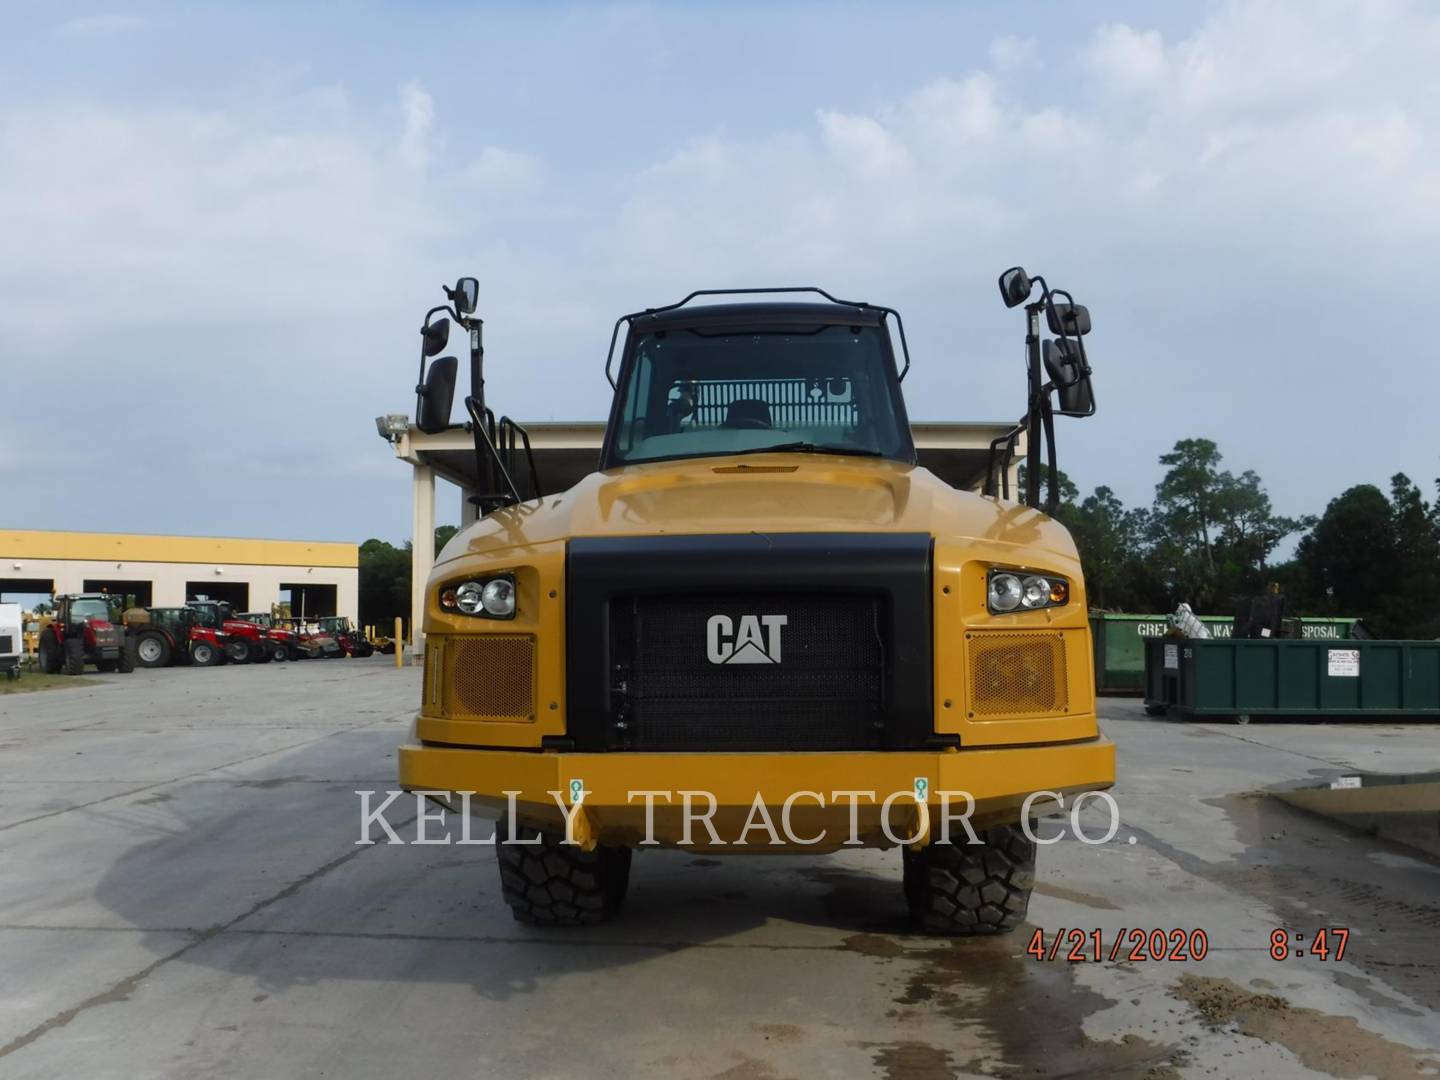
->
481;578;516;617
988;568;1069;614
440;574;517;619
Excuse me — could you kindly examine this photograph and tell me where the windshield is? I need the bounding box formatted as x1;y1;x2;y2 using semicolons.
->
68;599;110;621
606;323;913;467
241;613;273;628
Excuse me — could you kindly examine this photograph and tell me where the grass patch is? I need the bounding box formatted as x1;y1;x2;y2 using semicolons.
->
0;670;101;694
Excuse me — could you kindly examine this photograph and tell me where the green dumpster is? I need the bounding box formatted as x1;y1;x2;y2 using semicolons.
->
1093;613;1359;694
1144;637;1440;721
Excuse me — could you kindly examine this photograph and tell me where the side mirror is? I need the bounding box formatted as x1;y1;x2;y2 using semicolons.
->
452;277;479;315
999;266;1032;308
422;317;451;357
416;355;458;434
1046;302;1091;336
1043;339;1095;417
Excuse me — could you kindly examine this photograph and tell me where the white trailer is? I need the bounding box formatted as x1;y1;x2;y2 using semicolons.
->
0;603;21;680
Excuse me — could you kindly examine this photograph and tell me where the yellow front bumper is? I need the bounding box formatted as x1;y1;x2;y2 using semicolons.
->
398;734;1115;851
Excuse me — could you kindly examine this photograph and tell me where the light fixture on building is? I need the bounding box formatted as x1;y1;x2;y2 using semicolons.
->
375;414;410;442
215;567;224;575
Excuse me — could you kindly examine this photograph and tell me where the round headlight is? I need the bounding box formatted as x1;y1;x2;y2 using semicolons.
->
988;572;1023;612
1022;576;1051;608
455;581;485;615
481;578;516;617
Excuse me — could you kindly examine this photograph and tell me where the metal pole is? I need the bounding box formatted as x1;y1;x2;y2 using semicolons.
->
394;616;404;669
1024;302;1043;508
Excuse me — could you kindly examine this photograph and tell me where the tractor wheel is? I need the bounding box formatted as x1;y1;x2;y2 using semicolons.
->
117;638;136;674
270;642;288;662
902;824;1035;936
96;659;117;673
190;641;221;667
38;633;61;675
136;632;171;669
496;819;633;927
353;641;374;658
227;638;253;664
252;642;271;664
63;637;86;676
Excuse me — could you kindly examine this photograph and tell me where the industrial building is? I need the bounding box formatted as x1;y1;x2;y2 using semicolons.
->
0;530;358;620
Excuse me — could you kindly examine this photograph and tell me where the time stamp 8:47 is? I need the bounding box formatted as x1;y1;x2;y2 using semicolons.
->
1025;927;1351;962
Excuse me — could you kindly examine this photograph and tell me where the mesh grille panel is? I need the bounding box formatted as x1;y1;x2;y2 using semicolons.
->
614;595;884;751
968;632;1068;717
445;635;535;719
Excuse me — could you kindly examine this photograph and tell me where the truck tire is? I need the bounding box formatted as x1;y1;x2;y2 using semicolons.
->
63;637;85;676
136;632;171;668
96;659;117;673
497;820;633;926
227;638;253;664
190;641;221;667
902;824;1035;935
39;633;61;674
117;638;136;674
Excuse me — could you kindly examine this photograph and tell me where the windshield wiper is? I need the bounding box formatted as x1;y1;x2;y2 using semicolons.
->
751;442;886;458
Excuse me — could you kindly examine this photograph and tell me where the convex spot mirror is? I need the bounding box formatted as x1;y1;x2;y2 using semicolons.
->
417;355;458;434
999;266;1032;308
422;317;451;358
1043;339;1095;417
452;277;479;315
1046;302;1092;336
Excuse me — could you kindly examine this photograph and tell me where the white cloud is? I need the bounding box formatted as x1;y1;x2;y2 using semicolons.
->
463;146;543;192
989;35;1036;70
1084;24;1167;93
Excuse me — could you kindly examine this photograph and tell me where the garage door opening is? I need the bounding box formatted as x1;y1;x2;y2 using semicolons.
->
84;579;154;607
282;583;336;619
0;578;55;606
187;581;249;610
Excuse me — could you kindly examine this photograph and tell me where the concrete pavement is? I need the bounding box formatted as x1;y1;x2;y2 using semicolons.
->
1;660;1437;1078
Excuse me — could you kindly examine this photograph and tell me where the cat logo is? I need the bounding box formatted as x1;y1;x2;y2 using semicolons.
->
706;614;788;665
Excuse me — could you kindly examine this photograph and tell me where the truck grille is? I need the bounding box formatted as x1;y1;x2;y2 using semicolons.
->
441;635;536;720
612;595;884;751
967;631;1068;717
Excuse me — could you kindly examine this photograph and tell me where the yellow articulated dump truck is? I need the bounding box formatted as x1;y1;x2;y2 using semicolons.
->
398;269;1114;933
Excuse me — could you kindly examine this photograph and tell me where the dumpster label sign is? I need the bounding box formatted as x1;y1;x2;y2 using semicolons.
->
1327;649;1360;677
1163;644;1179;670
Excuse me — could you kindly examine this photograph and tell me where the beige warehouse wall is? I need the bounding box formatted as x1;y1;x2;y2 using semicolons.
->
2;558;358;621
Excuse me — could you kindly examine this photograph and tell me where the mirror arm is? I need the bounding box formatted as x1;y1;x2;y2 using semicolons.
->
464;395;523;511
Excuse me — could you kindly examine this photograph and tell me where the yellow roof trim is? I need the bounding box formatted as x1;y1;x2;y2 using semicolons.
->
0;530;358;569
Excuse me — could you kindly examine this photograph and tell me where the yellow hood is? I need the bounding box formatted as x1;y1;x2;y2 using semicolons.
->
437;454;1079;569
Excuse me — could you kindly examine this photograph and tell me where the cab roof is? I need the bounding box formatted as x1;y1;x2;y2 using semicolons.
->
629;301;884;333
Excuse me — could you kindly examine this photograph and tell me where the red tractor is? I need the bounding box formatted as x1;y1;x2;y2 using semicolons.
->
123;607;231;668
187;599;272;664
37;594;137;675
236;611;312;661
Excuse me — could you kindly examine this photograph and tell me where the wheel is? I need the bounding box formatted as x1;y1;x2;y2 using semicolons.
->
136;632;171;669
63;637;85;676
271;642;288;662
38;633;61;675
190;641;221;667
117;637;136;674
353;641;374;658
227;638;253;664
96;659;117;673
1143;703;1168;716
903;824;1036;935
1235;713;1251;726
497;820;633;926
252;642;271;664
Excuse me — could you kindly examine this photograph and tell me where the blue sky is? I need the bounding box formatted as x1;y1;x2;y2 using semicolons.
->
3;1;1437;544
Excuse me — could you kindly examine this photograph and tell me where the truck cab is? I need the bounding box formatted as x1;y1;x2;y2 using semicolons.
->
398;278;1114;933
